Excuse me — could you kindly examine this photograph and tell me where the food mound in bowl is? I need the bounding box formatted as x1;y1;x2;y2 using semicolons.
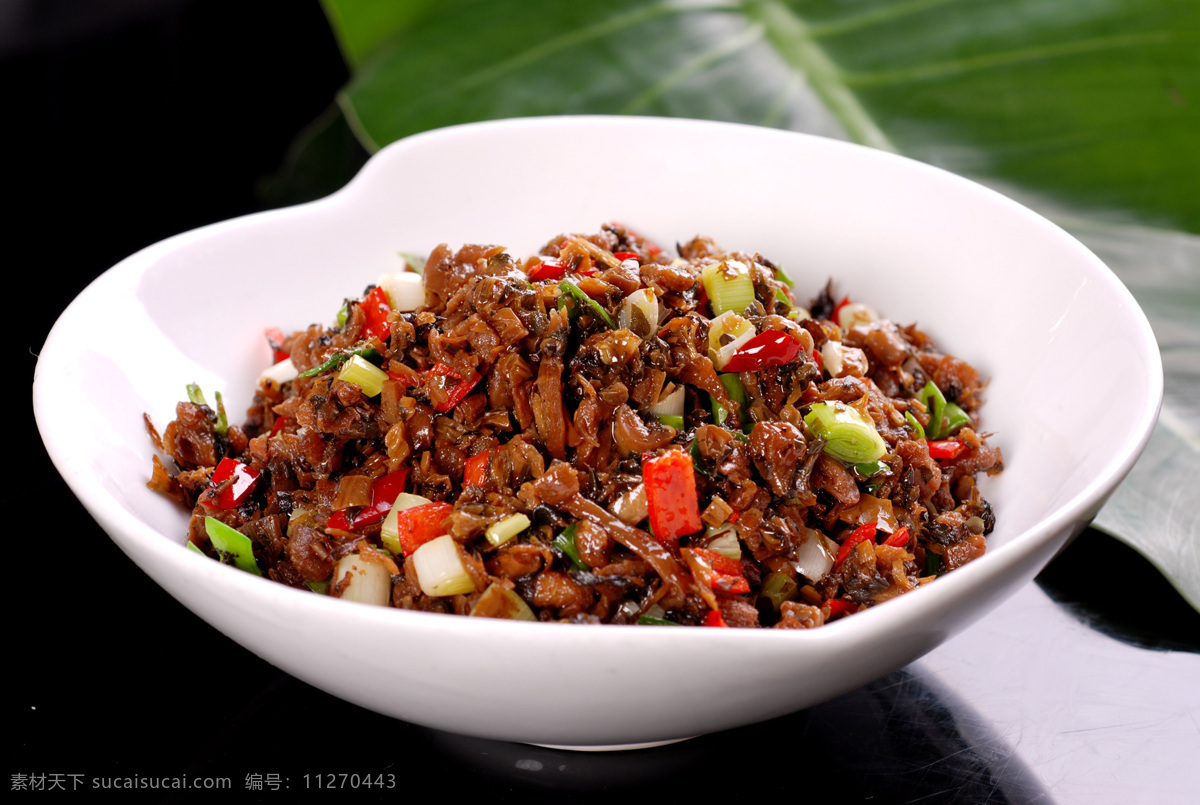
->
146;224;1003;628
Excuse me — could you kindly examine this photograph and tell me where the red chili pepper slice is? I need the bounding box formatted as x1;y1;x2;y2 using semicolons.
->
826;598;856;619
269;416;289;437
265;327;289;363
326;469;410;532
426;363;482;413
703;609;729;627
462;449;492;488
927;440;967;460
527;257;568;281
835;521;878;566
721;331;804;373
393;501;455;557
613;251;640;262
643;450;703;541
205;458;260;509
881;526;911;548
709;551;751;595
685;547;751;595
359;286;392;342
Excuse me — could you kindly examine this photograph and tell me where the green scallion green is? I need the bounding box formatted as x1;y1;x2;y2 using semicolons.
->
711;373;749;431
657;414;685;431
213;391;228;435
853;460;889;478
558;280;616;328
299;346;383;378
552;523;589;570
398;251;426;274
204;516;262;576
920;381;948;440
186;383;206;406
942;402;971;436
904;409;925;439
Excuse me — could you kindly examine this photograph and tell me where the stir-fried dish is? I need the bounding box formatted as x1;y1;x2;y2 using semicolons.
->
146;224;1003;628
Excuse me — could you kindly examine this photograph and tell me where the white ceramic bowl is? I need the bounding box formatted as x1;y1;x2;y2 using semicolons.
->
34;116;1161;748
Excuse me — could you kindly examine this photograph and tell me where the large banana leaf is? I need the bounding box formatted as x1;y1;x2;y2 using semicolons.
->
315;0;1200;608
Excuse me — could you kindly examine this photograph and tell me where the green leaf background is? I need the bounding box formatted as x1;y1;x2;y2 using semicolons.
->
308;0;1200;608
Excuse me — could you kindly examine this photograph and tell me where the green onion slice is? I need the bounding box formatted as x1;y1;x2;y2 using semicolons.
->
942;402;971;437
904;410;925;440
204;516;262;575
558;280;616;329
398;251;426;274
701;260;755;317
758;571;798;613
552;523;589;570
853;460;889;478
920;381;948;440
299;346;383;378
711;373;750;431
657;414;685;430
336;354;388;397
804;402;887;464
212;391;229;435
485;513;531;547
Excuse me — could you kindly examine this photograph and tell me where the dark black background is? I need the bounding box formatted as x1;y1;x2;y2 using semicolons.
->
9;2;1198;801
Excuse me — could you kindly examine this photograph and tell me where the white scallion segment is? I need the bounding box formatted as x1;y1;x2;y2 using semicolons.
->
648;385;685;419
469;583;536;620
701;260;755;317
377;271;424;312
380;493;433;555
333;553;392;606
610;483;648;525
260;356;298;385
707;311;755;367
485;513;531;547
618;288;659;337
412;535;475;597
336;354;388;397
820;341;844;378
714;327;758;371
837;302;878;332
705;525;742;560
793;533;835;582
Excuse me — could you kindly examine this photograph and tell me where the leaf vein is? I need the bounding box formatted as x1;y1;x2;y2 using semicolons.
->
844;31;1198;87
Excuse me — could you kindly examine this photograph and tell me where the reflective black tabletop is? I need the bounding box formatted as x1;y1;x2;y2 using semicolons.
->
10;3;1199;801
